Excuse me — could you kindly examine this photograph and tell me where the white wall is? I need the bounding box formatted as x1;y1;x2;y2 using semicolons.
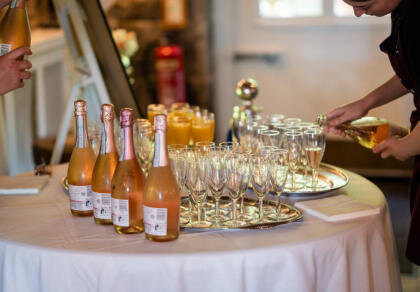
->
212;0;414;141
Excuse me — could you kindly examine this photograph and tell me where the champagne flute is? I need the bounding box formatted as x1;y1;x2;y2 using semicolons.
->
284;130;303;191
168;150;189;225
88;121;101;156
304;128;326;190
224;152;249;227
219;141;239;152
134;122;154;177
253;125;269;153
196;141;215;153
185;149;211;227
206;147;228;224
284;118;302;126
268;149;289;220
261;130;280;148
238;120;257;152
250;153;271;222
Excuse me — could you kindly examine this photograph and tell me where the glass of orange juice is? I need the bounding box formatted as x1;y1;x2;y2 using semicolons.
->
147;104;166;125
192;118;213;144
171;102;190;112
207;112;215;141
168;116;192;146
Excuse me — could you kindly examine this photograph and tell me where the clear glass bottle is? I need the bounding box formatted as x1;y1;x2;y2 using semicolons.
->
92;104;118;225
67;99;97;217
144;115;181;241
111;108;145;234
0;0;30;55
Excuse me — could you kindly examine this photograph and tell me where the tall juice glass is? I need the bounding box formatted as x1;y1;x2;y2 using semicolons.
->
168;116;191;146
144;115;181;241
147;104;166;126
67;100;97;217
192;119;213;143
92;104;118;225
111;108;145;234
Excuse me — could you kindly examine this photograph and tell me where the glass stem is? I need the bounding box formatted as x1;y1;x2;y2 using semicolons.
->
240;195;244;214
197;201;202;222
292;171;296;191
312;168;318;190
259;198;264;220
232;198;238;221
215;197;220;218
276;192;282;215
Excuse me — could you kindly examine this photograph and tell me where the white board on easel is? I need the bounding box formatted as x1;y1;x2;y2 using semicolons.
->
50;0;141;164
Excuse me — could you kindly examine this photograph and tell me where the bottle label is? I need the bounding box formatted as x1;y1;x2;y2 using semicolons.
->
93;191;112;220
112;198;129;227
144;206;167;236
0;44;11;56
68;184;93;211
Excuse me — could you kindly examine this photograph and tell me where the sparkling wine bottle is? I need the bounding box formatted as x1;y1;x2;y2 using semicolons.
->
91;104;119;225
0;0;31;56
67;99;97;217
111;108;145;234
316;114;409;149
144;115;181;241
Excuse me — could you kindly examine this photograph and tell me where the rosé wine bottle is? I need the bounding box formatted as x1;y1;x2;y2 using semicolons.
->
144;114;181;242
92;104;119;225
111;108;145;234
0;0;31;55
67;99;97;217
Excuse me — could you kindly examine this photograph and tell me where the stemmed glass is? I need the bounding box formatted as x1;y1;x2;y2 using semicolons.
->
238;120;256;152
185;148;211;227
224;152;250;227
250;153;271;222
168;150;189;224
219;141;239;152
284;130;303;191
133;121;154;176
88;121;101;156
284;118;302;126
261;130;280;148
303;128;326;190
268;149;289;220
196;141;215;153
253;125;269;153
206;147;228;224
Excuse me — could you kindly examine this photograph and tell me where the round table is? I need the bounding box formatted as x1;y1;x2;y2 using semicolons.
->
0;164;401;292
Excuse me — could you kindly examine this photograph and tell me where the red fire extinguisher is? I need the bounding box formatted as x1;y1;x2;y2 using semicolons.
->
155;39;186;106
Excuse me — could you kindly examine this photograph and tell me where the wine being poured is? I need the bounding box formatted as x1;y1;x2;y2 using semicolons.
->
316;115;409;149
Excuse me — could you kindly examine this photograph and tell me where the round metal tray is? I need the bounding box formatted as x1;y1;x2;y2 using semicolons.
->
61;177;69;193
180;196;303;230
283;163;348;196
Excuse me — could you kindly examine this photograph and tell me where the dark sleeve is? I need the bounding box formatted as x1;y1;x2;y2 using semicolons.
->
402;0;420;93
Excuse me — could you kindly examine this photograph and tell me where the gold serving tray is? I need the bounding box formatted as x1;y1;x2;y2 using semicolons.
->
61;178;302;230
180;196;303;230
283;163;348;196
61;177;69;192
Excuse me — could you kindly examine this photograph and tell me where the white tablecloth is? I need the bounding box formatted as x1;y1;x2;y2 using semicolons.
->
0;164;401;292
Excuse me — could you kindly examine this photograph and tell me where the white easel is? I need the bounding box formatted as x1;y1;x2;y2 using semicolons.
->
50;0;112;164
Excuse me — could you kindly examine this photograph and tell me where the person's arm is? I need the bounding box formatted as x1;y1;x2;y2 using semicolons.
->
373;123;420;161
0;47;32;95
0;0;11;10
325;75;409;136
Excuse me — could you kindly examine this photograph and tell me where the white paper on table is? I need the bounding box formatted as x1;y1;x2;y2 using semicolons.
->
0;176;49;195
295;194;380;222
